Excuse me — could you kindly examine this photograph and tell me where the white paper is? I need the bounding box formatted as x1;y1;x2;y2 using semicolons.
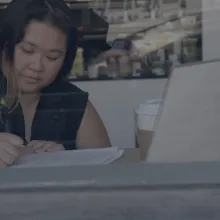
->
11;147;124;168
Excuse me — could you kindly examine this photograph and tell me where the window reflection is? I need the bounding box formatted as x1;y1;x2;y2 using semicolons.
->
70;5;202;81
0;0;214;173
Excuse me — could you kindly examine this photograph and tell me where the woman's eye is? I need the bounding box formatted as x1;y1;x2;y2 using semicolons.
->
22;47;34;54
46;56;59;61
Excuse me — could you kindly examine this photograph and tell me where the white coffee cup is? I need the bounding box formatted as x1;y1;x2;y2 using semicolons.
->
135;99;163;161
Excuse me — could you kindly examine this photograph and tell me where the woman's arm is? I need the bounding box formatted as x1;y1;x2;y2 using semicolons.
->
76;101;111;149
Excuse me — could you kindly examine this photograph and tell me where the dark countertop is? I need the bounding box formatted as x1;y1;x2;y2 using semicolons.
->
69;74;168;82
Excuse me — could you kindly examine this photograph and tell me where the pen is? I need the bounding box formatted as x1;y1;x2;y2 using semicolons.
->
23;139;28;146
5;119;10;133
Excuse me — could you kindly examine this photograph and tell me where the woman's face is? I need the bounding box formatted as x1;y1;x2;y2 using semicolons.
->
13;20;67;93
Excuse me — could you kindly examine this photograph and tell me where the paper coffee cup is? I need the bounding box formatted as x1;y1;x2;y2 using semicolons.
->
135;99;163;160
136;99;162;131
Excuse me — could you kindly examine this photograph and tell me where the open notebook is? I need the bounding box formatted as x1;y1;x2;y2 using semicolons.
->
10;147;124;168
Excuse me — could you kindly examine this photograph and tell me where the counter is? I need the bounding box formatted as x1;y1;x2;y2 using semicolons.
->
1;161;220;219
114;148;141;163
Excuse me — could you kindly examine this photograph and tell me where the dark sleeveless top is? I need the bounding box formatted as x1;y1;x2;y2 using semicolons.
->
0;79;88;150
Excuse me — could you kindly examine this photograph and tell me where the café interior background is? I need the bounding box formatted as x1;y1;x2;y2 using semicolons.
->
0;0;204;149
69;0;202;81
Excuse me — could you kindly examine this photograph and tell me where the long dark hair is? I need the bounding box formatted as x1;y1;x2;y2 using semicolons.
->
0;0;78;108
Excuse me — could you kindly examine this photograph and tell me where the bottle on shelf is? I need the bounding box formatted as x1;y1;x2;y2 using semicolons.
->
72;48;84;78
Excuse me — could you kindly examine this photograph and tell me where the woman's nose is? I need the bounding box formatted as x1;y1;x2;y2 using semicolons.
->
30;54;44;72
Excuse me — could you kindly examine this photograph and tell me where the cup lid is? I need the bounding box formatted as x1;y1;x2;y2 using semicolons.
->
136;99;163;115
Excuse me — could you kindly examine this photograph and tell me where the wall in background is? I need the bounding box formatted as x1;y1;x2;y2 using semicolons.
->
74;79;167;148
202;0;220;61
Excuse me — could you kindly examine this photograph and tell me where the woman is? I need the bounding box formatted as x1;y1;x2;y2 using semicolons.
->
0;0;111;167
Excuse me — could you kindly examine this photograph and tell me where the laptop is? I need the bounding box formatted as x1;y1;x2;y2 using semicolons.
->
147;60;220;162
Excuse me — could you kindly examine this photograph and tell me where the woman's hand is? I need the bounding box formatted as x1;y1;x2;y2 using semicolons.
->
95;49;128;63
23;140;65;154
0;133;23;168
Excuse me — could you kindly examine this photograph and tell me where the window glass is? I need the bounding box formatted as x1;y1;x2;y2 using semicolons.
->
1;1;219;206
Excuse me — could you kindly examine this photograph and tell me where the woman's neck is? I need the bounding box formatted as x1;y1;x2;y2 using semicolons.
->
19;93;40;109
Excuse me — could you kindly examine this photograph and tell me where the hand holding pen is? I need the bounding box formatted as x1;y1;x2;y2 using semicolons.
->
0;133;24;168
